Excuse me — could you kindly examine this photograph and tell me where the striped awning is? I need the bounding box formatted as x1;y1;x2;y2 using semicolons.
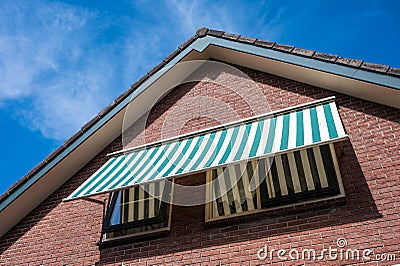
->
66;97;347;200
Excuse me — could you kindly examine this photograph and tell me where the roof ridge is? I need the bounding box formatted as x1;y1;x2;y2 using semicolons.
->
1;27;399;204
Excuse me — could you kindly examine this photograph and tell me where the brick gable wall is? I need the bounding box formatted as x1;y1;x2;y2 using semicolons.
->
1;66;399;265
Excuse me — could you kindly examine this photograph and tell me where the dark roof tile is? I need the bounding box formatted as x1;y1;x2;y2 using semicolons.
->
292;48;315;58
26;160;46;178
361;62;389;74
273;43;295;53
98;101;117;117
196;27;208;37
45;144;66;162
336;57;363;68
178;35;197;50
313;52;338;62
7;177;27;193
222;33;240;40
0;191;9;202
238;36;257;44
147;61;166;76
163;48;181;64
81;115;100;132
131;74;150;90
63;129;84;147
388;68;400;77
207;29;224;37
254;40;275;48
115;83;140;104
114;90;129;103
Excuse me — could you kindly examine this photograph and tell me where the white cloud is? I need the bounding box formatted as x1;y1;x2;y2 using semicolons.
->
161;0;284;41
0;0;285;142
166;0;238;35
0;1;125;141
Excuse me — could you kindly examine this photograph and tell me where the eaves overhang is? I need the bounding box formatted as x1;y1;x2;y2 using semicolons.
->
200;36;400;91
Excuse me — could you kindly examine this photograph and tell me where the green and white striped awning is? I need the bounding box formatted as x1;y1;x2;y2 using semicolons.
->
66;97;347;200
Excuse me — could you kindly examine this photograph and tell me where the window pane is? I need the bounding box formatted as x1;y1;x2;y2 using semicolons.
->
210;161;258;218
116;181;169;224
109;191;121;225
259;144;340;208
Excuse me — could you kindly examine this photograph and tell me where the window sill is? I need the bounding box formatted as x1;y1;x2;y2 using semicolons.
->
97;228;170;248
204;194;347;228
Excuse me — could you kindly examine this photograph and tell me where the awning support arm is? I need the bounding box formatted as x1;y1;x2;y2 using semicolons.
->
82;197;107;206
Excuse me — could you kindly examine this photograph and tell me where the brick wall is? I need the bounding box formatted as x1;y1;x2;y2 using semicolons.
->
1;65;399;265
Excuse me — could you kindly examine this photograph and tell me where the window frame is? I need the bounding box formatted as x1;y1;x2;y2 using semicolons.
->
101;180;174;241
205;143;345;222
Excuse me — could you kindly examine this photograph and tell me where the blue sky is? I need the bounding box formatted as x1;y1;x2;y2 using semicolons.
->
0;0;399;195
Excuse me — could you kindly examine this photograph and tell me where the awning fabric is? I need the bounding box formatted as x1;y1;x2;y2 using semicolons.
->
66;98;347;200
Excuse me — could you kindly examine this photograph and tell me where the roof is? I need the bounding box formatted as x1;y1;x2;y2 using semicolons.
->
0;27;399;237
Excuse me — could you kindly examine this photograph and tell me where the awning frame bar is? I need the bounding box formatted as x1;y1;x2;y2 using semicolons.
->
82;197;107;205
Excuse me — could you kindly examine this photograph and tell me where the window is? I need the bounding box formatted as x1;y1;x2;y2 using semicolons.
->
205;144;344;221
102;180;173;241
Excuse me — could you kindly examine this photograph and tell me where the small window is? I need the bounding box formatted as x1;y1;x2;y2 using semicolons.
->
206;161;259;219
102;180;173;241
205;144;344;221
